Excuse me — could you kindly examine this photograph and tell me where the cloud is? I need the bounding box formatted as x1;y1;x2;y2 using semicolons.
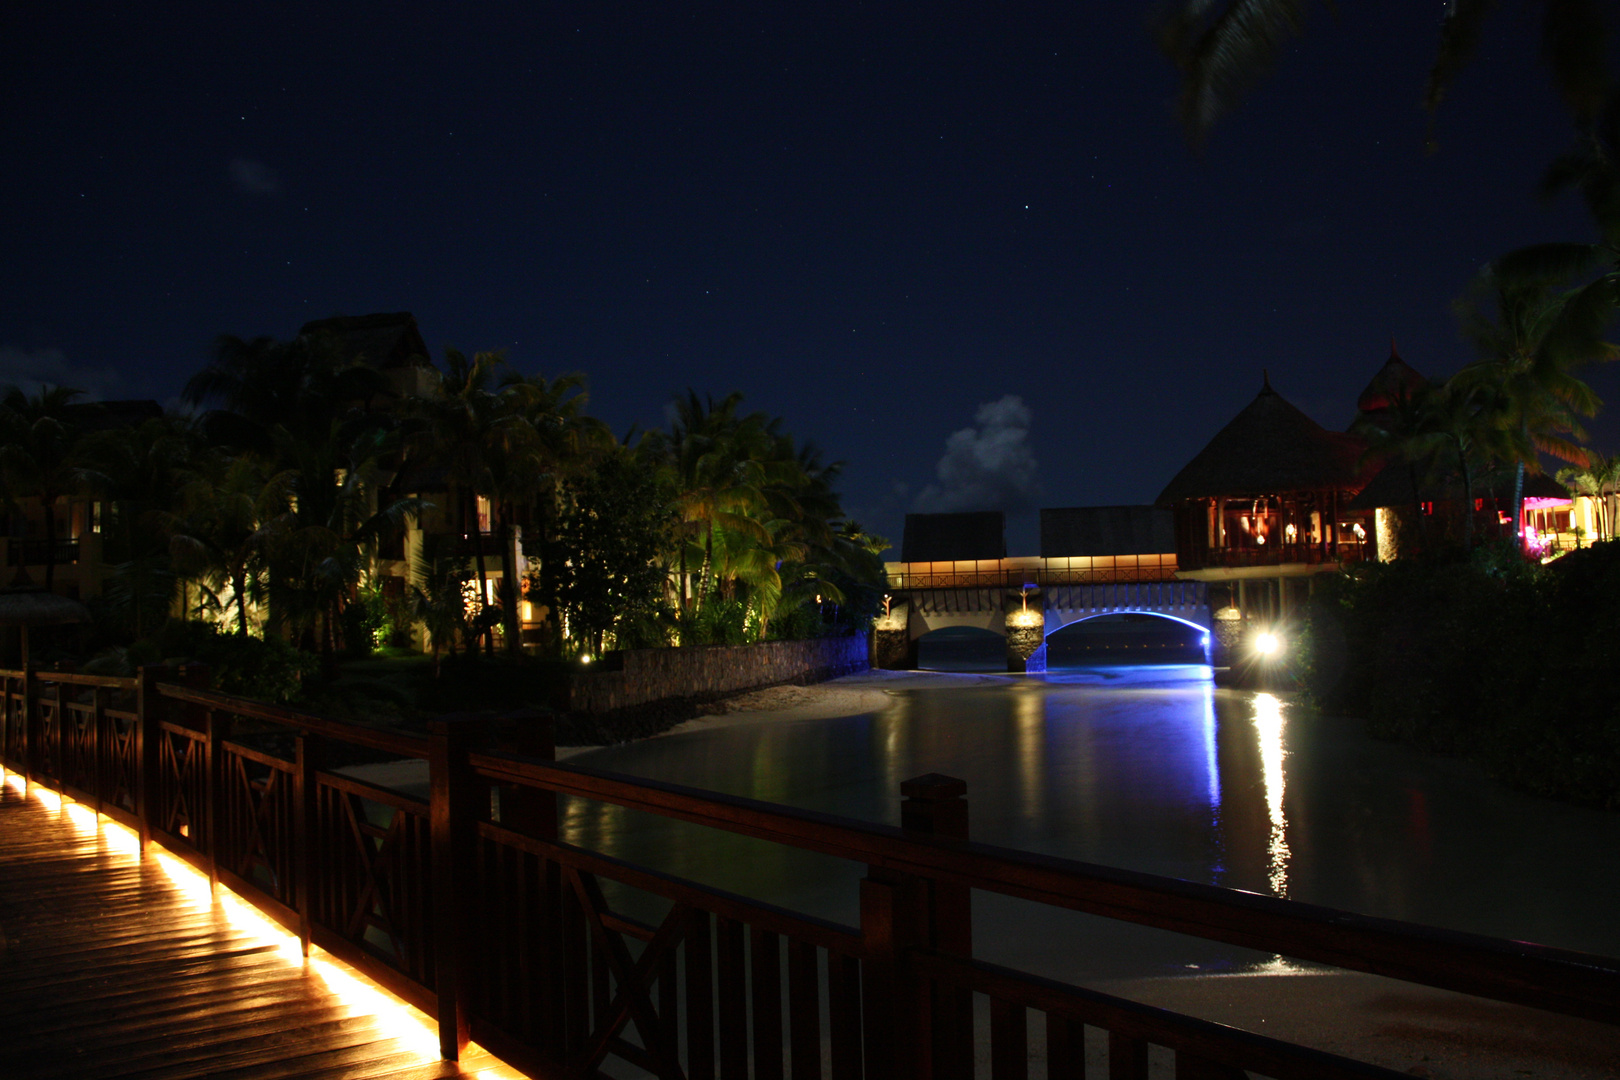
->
913;394;1041;514
229;156;279;195
0;346;125;401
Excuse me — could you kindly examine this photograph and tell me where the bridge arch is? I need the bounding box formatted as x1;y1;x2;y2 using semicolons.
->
1043;610;1211;636
1044;610;1211;665
914;625;1010;671
874;579;1213;671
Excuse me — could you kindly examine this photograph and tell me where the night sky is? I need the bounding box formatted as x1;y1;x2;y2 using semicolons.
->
6;3;1615;554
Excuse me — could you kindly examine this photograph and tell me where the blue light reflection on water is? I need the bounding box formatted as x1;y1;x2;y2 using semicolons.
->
562;663;1620;983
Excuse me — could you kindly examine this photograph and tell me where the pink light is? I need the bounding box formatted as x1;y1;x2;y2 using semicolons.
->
1521;497;1571;509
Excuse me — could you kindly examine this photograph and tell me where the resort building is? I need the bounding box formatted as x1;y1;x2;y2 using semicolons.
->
1154;373;1374;650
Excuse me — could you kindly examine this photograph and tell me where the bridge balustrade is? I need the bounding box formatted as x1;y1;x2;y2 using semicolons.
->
889;563;1181;591
1;669;1615;1079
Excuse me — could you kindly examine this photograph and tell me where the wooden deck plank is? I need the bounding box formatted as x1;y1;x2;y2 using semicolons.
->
0;778;519;1080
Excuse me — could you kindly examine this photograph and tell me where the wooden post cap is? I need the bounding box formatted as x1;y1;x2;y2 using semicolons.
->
900;774;967;801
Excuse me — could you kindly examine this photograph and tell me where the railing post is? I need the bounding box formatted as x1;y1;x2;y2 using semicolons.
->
901;774;974;1080
20;660;35;787
294;732;322;958
91;684;106;817
205;705;227;893
136;664;166;848
49;680;64;786
429;715;485;1061
491;709;556;840
859;869;924;1080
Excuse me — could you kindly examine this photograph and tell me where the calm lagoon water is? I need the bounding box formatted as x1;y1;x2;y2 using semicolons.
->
562;665;1620;983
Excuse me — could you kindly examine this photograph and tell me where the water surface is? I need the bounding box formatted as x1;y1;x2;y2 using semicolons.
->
562;665;1620;982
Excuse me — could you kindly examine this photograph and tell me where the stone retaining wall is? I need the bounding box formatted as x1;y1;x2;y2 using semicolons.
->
566;635;870;714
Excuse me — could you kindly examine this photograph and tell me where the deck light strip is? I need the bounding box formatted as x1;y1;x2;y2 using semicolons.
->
0;763;525;1080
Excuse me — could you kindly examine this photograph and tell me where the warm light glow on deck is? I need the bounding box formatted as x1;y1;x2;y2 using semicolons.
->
63;800;99;832
309;952;440;1058
3;771;525;1079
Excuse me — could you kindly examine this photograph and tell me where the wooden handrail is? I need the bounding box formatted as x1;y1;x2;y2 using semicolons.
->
30;672;139;689
155;682;431;759
469;751;1620;1025
910;948;1406;1080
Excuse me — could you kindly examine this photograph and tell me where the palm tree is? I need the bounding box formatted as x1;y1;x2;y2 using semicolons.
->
187;331;398;645
1425;378;1508;550
82;412;197;639
404;348;521;655
1453;253;1615;546
660;392;775;621
489;369;609;656
1159;1;1612;145
167;452;281;637
0;385;103;592
408;533;469;678
1351;380;1445;553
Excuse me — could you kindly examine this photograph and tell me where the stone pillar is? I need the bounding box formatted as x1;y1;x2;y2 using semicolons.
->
1211;604;1242;669
1005;597;1046;673
873;630;917;670
872;598;916;669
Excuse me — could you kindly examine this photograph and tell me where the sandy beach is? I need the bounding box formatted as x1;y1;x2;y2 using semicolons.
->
553;667;1010;759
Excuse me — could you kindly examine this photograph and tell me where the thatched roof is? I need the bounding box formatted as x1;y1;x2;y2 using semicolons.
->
901;512;1005;562
0;590;91;626
1354;345;1427;418
1156;376;1366;506
1041;506;1173;557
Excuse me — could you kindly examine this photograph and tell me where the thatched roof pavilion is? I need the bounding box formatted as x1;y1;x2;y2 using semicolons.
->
1353;344;1427;418
1156;375;1373;576
1156;376;1365;506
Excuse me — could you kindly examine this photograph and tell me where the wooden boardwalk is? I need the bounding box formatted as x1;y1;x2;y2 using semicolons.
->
0;770;521;1080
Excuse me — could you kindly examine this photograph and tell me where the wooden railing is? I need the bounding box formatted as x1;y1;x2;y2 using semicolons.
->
2;668;1617;1079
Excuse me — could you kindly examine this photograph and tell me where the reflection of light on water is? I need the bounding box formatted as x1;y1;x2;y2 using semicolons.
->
1252;692;1290;897
1201;682;1220;810
1015;687;1043;823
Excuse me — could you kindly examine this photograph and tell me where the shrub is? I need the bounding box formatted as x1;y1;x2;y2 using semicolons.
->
155;621;319;703
1299;542;1620;807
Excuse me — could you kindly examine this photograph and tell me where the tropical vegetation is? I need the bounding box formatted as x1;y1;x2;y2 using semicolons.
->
0;327;888;704
1299;540;1620;808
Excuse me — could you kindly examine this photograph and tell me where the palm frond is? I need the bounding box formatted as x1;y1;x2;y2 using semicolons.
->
1425;0;1499;120
1540;0;1610;127
1160;0;1313;144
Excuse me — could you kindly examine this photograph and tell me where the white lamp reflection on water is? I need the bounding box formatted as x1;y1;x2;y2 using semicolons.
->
1251;692;1291;897
1202;681;1220;812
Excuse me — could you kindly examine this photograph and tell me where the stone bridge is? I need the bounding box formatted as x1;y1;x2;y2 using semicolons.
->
873;558;1211;672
